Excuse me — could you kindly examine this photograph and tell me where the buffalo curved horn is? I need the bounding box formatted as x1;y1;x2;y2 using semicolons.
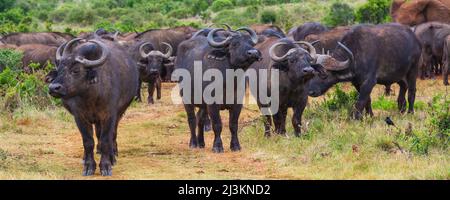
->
55;42;67;61
160;42;173;58
207;28;232;48
139;42;153;58
317;42;353;71
269;42;296;62
295;41;317;60
235;27;258;45
191;29;207;38
62;38;84;58
75;40;109;67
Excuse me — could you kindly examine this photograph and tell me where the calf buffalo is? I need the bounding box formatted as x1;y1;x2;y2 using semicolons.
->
47;38;139;176
175;27;261;152
249;37;326;137
308;24;422;120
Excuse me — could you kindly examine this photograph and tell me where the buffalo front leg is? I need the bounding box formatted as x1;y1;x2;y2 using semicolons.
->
147;81;156;104
444;39;449;85
136;80;142;102
208;105;224;153
75;117;96;176
156;77;162;100
229;105;242;151
292;96;307;137
353;80;375;120
196;107;206;148
407;70;417;114
184;104;198;148
99;116;118;176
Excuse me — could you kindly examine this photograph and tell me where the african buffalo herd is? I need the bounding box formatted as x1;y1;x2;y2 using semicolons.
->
0;0;449;176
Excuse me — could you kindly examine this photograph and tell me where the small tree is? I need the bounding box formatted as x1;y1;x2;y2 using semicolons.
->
260;9;277;24
323;2;355;27
355;0;391;24
211;0;234;12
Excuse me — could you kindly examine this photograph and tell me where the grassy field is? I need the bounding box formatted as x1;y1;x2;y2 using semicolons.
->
0;79;448;180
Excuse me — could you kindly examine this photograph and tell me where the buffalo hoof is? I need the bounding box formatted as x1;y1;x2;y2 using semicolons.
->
100;168;112;176
148;99;154;105
294;132;301;137
264;132;271;138
203;124;212;132
82;165;96;176
189;138;198;148
198;141;205;149
444;81;449;86
230;145;241;152
212;146;224;153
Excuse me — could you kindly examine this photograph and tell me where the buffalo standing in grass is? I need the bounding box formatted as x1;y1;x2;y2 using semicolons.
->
47;38;139;176
308;24;422;120
175;27;261;152
135;42;174;104
414;22;450;85
249;37;326;137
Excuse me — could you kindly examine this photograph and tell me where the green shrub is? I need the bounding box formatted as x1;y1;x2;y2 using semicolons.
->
211;0;234;12
0;0;15;12
355;0;391;24
168;8;193;19
322;84;358;111
0;49;58;111
323;2;355;27
428;94;450;142
260;9;277;24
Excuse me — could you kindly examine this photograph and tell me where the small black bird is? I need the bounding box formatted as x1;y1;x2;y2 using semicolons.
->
385;117;396;127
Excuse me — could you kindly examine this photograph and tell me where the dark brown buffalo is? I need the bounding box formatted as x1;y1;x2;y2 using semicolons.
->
391;0;450;26
135;41;174;104
16;44;57;72
305;26;351;54
308;24;422;120
1;32;74;47
250;24;286;38
288;22;329;41
414;22;450;84
175;27;261;152
47;38;139;176
249;37;326;137
134;26;198;55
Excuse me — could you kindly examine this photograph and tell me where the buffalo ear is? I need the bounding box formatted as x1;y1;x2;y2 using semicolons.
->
311;64;328;79
45;70;58;83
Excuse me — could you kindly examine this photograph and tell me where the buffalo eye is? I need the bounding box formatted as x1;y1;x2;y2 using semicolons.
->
71;68;80;75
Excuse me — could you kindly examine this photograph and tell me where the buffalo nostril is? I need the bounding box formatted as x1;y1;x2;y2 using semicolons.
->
308;91;315;96
49;83;62;92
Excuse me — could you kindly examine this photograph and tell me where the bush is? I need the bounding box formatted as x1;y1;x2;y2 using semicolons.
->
0;49;58;111
211;0;234;12
260;9;277;24
0;0;15;12
323;2;355;27
355;0;391;24
168;8;193;19
322;84;358;111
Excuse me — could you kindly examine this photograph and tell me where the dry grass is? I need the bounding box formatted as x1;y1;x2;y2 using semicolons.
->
0;80;448;180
